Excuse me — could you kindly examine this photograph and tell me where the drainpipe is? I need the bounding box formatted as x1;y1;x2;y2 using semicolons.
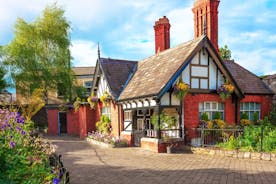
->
118;104;121;136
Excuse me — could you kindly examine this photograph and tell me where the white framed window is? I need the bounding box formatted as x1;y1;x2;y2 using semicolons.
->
102;106;111;120
199;102;225;120
124;110;132;121
240;102;261;121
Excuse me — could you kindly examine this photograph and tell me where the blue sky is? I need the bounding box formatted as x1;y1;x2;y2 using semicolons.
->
1;0;276;77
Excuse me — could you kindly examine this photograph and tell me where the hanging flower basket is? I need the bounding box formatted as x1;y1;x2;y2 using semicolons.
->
173;77;189;100
100;91;112;106
87;93;98;109
217;82;234;101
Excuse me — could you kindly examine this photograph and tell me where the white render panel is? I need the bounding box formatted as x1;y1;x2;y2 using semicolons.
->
161;93;170;106
200;79;208;89
218;71;224;86
191;66;208;77
201;50;208;65
122;104;126;109
171;94;181;105
182;64;190;84
191;52;199;64
97;74;110;98
191;78;199;88
209;58;217;89
124;121;132;131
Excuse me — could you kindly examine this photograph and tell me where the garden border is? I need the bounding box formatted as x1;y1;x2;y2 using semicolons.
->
187;146;276;161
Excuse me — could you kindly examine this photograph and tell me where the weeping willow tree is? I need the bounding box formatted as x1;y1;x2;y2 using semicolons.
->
4;4;74;104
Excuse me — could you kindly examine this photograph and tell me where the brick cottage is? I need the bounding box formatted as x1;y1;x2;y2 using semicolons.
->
48;0;273;151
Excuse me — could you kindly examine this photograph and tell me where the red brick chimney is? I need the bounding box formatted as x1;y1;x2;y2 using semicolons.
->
192;0;220;52
154;16;171;53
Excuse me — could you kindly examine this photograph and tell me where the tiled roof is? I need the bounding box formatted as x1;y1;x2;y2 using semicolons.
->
119;36;205;101
72;67;95;76
100;58;137;99
224;60;274;95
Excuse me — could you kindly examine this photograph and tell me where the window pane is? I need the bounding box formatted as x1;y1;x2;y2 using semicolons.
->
199;103;204;111
212;102;217;110
191;78;199;88
244;103;249;110
249;111;254;121
240;103;244;111
250;103;255;110
218;103;224;110
206;102;210;110
255;103;260;110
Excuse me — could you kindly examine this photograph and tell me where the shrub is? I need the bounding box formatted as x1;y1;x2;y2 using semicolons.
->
96;115;111;135
0;109;57;183
240;119;252;127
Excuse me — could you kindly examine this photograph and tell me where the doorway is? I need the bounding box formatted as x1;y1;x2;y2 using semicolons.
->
59;112;67;134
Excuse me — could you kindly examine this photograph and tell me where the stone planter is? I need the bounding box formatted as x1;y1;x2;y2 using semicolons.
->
86;138;114;148
250;152;261;160
271;153;276;161
243;152;251;159
261;153;271;161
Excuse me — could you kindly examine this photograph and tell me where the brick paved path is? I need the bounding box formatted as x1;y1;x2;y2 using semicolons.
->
47;135;276;184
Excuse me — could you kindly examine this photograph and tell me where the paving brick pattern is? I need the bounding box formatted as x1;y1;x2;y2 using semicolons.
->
47;135;276;184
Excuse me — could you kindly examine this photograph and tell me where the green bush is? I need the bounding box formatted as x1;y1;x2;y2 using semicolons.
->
0;109;57;183
217;116;276;153
96;115;111;134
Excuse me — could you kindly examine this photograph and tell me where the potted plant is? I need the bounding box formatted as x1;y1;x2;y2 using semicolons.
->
100;91;112;106
173;77;189;100
87;93;98;109
217;81;234;101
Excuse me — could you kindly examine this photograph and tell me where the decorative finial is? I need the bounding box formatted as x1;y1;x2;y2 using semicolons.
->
97;42;100;59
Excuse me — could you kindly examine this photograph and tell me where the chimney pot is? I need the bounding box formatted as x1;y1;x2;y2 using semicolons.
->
154;16;171;54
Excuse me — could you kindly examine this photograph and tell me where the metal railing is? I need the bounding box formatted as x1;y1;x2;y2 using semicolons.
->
146;129;181;139
194;128;243;147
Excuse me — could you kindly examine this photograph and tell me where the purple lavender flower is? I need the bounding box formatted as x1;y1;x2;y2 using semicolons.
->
21;130;26;135
16;126;22;131
52;178;60;184
9;141;16;148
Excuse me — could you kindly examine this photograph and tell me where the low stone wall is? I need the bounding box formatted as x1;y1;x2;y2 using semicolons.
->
86;138;114;148
190;147;276;161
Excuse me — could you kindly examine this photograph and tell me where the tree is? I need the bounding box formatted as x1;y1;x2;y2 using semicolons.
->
0;46;7;92
220;45;232;60
3;4;74;103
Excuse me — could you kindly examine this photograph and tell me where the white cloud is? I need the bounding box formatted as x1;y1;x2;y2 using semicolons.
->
233;48;276;75
70;40;99;66
168;7;194;46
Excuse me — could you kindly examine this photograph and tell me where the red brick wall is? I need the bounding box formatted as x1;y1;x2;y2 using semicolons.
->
184;94;273;142
192;0;220;52
67;109;79;135
184;94;235;140
110;101;124;137
240;95;273;120
154;16;170;53
47;109;59;135
120;131;134;146
78;105;98;139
